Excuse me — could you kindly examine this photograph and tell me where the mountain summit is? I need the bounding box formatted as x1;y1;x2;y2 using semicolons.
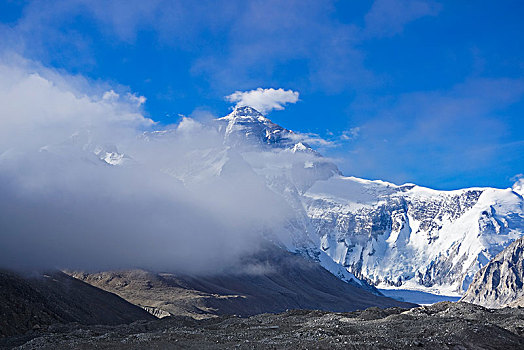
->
221;105;265;119
216;106;313;152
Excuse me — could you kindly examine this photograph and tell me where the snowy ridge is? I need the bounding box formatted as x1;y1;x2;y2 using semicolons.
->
39;130;131;166
304;176;524;295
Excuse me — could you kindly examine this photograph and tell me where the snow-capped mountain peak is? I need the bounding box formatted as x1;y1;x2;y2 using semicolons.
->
216;106;310;152
304;176;524;295
219;105;268;121
39;106;523;297
214;106;524;296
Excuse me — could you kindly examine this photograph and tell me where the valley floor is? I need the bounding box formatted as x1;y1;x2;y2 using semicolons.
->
3;301;523;349
378;289;461;305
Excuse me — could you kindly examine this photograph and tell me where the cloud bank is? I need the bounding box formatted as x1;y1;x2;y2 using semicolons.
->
226;88;299;114
0;58;292;273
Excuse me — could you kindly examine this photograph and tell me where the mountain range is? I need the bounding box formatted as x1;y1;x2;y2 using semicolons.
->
21;105;524;299
208;106;524;297
2;105;524;348
66;247;413;319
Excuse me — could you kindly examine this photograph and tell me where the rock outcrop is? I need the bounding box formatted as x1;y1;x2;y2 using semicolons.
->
461;236;524;307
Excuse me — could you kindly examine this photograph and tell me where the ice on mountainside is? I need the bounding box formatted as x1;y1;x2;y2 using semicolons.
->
216;106;340;191
93;144;129;165
216;106;300;149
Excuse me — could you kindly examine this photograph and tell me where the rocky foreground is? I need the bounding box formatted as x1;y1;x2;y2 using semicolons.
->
2;301;524;349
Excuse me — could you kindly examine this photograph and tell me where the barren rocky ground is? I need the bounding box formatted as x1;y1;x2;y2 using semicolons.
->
65;247;413;319
3;301;524;349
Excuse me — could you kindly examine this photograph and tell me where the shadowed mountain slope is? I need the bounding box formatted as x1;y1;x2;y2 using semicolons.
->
68;248;415;319
0;270;156;338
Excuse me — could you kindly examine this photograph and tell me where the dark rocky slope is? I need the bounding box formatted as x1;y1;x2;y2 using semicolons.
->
3;302;524;349
461;236;524;307
68;248;415;319
0;270;156;338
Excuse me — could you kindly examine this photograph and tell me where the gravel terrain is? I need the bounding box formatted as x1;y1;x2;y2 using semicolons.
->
3;301;524;349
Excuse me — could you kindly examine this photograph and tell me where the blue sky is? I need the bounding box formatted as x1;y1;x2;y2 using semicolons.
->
0;0;522;190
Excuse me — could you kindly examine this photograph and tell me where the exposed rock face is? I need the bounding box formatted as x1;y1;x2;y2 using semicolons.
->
3;302;524;349
0;270;156;338
460;236;524;307
508;296;524;307
67;247;415;320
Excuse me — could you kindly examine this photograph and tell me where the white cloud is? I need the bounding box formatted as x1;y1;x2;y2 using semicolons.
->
512;174;524;195
287;131;334;148
126;92;146;106
341;127;361;141
102;89;119;101
176;116;202;134
94;90;146;108
0;59;153;153
0;57;292;273
226;88;299;114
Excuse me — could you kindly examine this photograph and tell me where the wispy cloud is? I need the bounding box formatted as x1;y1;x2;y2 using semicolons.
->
0;0;441;93
512;174;524;195
339;77;524;188
287;131;334;148
226;88;299;114
340;127;361;141
363;0;441;38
